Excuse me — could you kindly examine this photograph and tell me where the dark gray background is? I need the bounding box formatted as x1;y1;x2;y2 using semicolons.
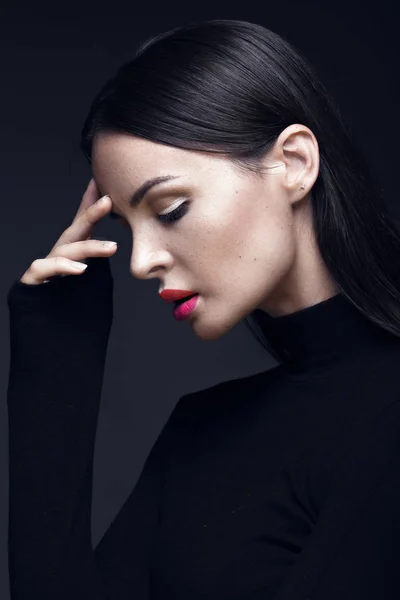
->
1;3;397;598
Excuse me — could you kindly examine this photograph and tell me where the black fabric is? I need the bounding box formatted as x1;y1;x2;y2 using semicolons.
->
6;258;400;599
251;293;397;378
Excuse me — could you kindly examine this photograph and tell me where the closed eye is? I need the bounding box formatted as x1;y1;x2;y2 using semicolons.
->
108;201;189;226
157;201;189;224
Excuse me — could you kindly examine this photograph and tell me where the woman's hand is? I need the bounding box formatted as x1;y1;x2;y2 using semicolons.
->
20;179;118;285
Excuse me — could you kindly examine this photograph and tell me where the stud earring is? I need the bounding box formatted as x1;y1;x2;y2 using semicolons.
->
300;184;305;190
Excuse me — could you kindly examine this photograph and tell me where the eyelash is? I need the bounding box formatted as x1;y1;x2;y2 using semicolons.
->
158;201;189;224
109;200;189;227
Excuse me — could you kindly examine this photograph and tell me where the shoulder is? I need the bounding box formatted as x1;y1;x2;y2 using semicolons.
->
174;364;283;424
338;396;400;461
323;397;400;505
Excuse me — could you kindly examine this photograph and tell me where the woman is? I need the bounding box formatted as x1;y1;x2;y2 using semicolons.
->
7;18;400;600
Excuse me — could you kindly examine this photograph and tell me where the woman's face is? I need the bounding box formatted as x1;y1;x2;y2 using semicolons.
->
91;129;322;340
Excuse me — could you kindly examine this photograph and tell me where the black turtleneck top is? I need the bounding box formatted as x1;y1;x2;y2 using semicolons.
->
6;256;400;599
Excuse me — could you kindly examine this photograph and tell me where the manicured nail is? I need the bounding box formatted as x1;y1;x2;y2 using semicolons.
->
101;241;117;248
97;195;110;204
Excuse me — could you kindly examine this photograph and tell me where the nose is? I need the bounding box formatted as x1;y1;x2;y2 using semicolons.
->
129;239;172;281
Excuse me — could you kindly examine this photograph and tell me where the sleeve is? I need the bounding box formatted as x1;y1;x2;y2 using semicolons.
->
6;256;184;600
272;398;400;600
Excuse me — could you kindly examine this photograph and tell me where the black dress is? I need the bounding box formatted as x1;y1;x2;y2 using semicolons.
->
7;256;400;599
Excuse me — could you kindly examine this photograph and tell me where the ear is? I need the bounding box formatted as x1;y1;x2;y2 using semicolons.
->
268;124;320;205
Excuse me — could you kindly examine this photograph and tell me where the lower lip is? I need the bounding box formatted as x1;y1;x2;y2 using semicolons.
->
173;294;199;321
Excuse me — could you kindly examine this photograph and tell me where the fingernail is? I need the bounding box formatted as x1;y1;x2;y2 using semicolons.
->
101;241;117;248
97;195;110;204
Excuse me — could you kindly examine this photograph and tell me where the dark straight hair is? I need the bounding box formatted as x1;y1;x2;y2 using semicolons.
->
80;19;400;363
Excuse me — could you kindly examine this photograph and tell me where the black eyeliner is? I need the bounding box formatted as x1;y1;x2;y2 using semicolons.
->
158;202;188;224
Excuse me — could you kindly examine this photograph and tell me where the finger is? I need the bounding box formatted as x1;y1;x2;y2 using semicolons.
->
74;178;100;221
20;239;118;285
51;239;118;260
21;256;89;285
53;194;112;251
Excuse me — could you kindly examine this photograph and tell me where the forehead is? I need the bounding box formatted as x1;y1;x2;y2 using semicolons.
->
91;133;216;181
90;133;245;215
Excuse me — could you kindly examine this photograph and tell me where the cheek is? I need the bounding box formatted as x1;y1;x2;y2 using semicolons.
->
199;206;295;298
216;204;293;266
183;197;294;283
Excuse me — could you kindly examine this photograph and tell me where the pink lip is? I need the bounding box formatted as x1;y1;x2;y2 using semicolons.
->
172;294;199;321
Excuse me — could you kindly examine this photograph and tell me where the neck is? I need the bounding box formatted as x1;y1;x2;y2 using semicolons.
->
251;293;397;380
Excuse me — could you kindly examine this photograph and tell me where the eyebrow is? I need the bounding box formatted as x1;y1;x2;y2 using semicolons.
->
108;175;182;219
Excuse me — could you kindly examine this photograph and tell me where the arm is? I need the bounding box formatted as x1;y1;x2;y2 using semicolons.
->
7;257;183;599
272;398;400;600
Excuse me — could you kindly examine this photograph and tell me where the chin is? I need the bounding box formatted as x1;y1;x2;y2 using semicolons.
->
190;313;240;341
